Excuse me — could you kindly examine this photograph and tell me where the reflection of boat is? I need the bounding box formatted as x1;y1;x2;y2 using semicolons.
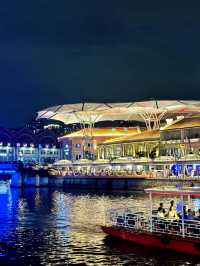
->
102;187;200;255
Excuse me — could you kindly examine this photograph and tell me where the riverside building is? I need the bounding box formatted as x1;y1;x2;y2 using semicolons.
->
97;116;200;160
95;115;200;178
59;127;141;161
0;128;61;163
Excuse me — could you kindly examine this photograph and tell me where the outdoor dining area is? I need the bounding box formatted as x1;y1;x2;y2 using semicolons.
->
51;156;200;180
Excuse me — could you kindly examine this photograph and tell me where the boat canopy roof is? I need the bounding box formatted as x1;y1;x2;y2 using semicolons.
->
145;186;200;196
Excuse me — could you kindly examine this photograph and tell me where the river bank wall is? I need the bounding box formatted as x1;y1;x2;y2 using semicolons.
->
10;173;200;190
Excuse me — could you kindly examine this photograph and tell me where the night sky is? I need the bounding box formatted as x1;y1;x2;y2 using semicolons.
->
0;1;200;127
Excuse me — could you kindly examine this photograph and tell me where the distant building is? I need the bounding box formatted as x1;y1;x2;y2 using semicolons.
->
0;128;61;163
26;118;72;135
59;127;141;161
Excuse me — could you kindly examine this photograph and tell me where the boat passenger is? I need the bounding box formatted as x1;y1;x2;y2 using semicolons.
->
197;209;200;220
157;203;166;218
187;209;194;220
166;206;179;220
183;205;188;219
170;200;175;209
157;209;165;218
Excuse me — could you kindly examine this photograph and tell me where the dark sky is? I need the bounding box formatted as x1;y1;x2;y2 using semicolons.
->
0;1;200;127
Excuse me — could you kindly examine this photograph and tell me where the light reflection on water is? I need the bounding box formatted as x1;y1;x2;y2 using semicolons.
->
0;183;199;265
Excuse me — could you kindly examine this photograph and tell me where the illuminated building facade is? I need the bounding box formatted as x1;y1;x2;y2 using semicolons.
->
97;130;160;160
160;115;200;158
0;128;61;163
97;116;200;160
59;127;141;161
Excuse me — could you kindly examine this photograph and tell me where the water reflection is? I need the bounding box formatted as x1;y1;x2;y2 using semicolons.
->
0;185;199;265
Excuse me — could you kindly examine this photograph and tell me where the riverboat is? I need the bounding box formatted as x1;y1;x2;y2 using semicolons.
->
102;186;200;255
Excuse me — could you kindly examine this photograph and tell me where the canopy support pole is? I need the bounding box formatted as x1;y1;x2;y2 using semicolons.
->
149;192;153;232
188;194;191;207
181;195;185;238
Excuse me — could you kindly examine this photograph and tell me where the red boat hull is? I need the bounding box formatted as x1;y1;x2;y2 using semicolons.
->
102;226;200;256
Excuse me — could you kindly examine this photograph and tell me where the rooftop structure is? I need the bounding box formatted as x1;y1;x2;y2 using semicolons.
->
35;101;200;165
101;129;160;145
161;115;200;131
37;100;200;130
59;127;141;139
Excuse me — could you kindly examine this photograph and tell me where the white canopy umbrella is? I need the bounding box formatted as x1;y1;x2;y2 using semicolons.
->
36;102;142;125
37;101;200;130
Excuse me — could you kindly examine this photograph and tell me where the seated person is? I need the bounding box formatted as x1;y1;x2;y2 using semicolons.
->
183;205;188;219
166;206;179;220
157;203;166;218
187;209;194;220
197;209;200;220
170;200;175;210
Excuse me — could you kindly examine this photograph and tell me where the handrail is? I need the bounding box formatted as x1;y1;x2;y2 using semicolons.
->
106;209;200;239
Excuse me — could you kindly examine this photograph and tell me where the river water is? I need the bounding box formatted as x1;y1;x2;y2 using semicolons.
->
0;182;200;265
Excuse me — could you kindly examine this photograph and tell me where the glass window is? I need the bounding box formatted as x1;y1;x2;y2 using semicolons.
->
161;130;181;140
185;127;200;139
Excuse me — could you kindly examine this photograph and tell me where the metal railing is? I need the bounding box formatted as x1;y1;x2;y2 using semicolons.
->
106;208;200;239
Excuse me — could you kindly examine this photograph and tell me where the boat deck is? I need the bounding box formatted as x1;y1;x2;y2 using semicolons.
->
106;208;200;240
